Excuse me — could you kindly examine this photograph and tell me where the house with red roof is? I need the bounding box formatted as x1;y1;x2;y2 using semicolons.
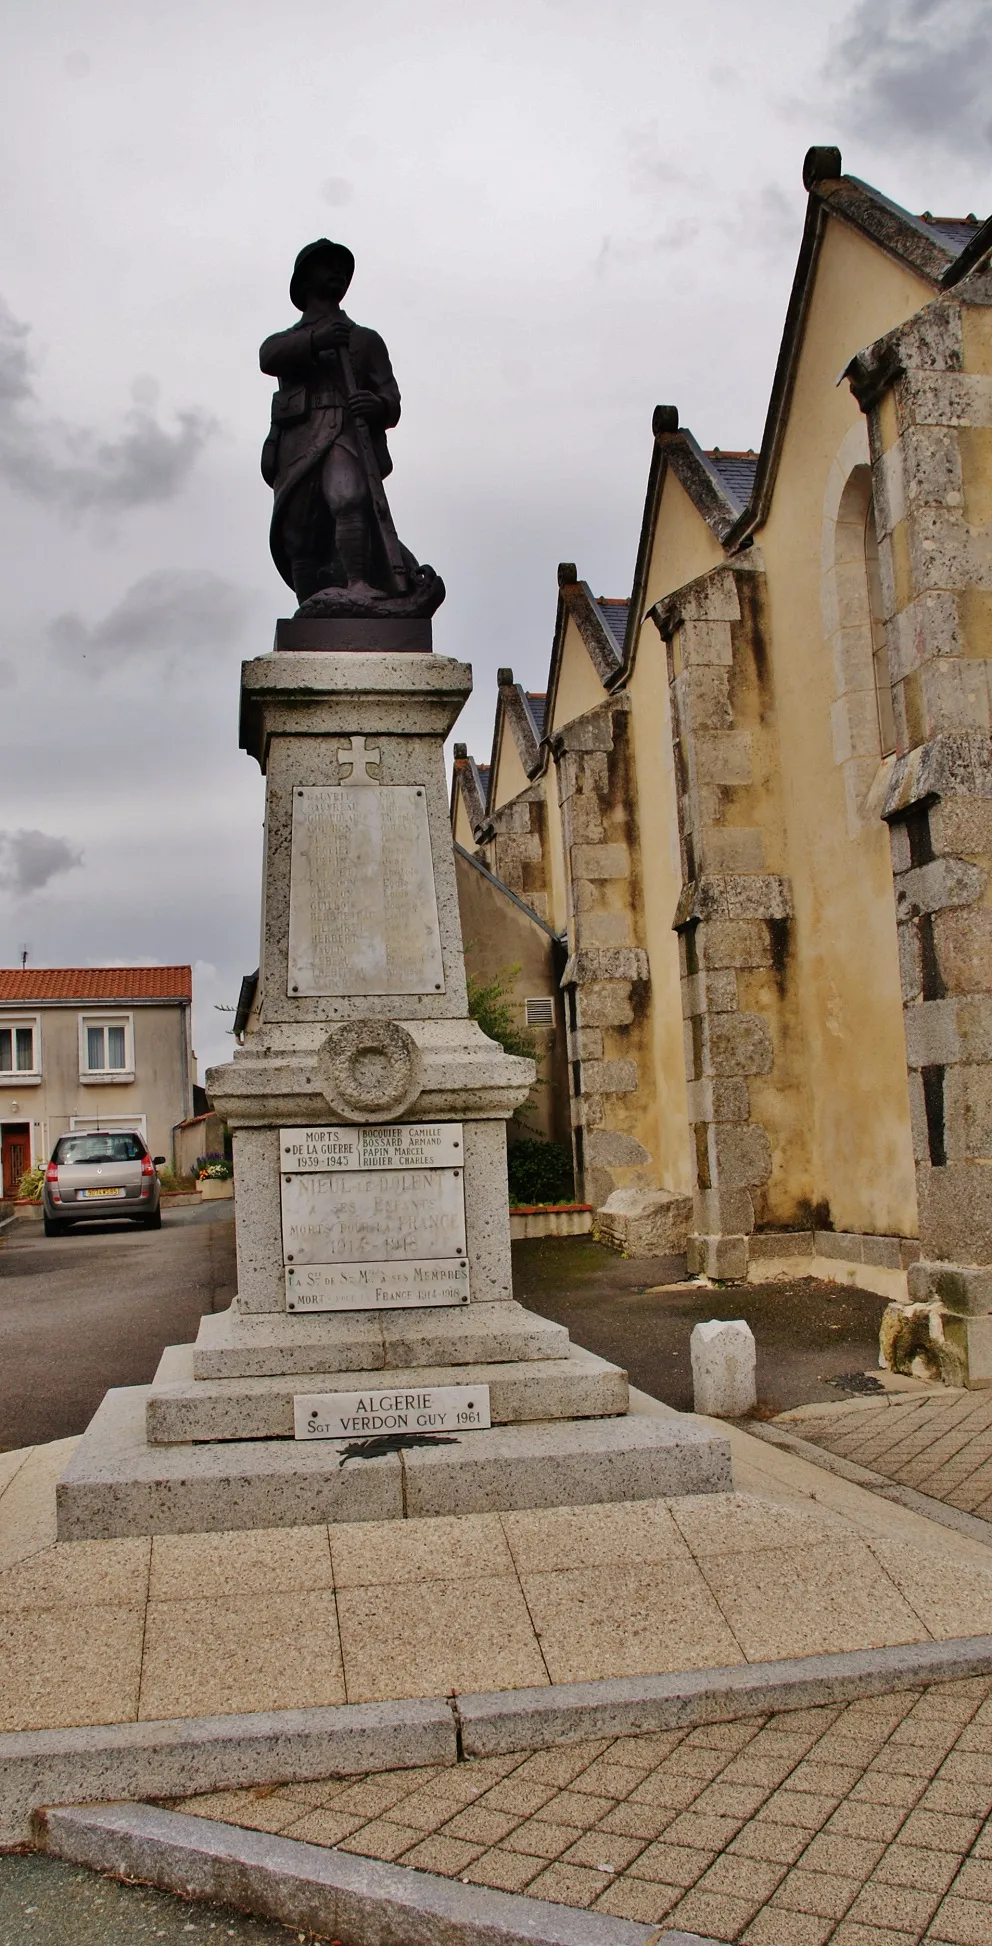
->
0;966;194;1194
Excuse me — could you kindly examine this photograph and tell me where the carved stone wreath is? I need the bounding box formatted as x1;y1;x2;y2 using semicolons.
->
316;1018;423;1123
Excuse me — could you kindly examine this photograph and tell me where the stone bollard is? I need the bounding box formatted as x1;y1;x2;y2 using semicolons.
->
691;1318;757;1418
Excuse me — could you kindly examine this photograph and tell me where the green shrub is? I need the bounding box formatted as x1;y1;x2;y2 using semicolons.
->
507;1138;575;1206
17;1163;45;1202
467;967;537;1062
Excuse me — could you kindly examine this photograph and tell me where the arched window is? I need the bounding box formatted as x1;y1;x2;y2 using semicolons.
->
863;494;896;756
823;450;897;833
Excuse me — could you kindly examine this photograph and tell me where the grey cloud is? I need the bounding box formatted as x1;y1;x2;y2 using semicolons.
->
828;0;992;153
0;297;216;515
625;126;710;200
0;658;14;688
0;829;82;896
594;220;695;275
48;569;250;670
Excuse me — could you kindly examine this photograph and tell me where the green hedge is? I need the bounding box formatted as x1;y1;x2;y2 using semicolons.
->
507;1138;574;1206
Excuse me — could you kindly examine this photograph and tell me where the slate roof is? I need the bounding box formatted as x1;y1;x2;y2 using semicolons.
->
0;966;193;1004
524;694;547;739
705;451;759;512
919;214;983;255
594;600;630;651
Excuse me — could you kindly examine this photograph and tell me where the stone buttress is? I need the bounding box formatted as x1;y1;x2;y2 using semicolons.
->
854;264;992;1382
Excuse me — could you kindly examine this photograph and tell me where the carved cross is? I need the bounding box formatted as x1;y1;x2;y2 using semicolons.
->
336;735;382;784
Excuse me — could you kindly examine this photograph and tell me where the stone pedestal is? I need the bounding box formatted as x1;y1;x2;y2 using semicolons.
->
58;648;731;1538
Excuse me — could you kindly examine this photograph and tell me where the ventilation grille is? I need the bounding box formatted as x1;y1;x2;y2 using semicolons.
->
524;997;555;1027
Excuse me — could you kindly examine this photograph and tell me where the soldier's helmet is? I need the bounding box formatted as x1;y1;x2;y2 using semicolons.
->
289;240;356;309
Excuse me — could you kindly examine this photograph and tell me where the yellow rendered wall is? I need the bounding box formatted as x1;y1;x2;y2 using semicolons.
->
491;716;531;811
543;770;569;936
626;632;693;1194
549;615;607;733
758;216;929;1236
642;469;725;612
961;308;992;661
452;784;479;851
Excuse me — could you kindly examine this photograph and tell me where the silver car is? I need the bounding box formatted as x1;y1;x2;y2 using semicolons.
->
42;1130;165;1236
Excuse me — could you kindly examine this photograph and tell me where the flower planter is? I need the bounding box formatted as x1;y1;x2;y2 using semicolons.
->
509;1203;592;1241
198;1178;234;1201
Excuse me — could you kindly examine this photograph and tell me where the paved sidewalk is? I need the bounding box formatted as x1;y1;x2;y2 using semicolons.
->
775;1394;992;1524
6;1434;992;1732
171;1677;992;1943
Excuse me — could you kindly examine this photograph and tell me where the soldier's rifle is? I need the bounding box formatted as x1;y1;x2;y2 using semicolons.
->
334;341;409;596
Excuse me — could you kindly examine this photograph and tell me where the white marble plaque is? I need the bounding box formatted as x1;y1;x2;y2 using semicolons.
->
287;785;444;996
294;1383;491;1439
281;1122;462;1173
281;1166;465;1265
287;1258;469;1311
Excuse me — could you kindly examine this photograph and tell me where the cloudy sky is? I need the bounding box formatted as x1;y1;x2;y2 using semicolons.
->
0;0;988;1075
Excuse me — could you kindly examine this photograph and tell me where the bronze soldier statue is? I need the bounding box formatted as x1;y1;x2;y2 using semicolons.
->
260;240;442;620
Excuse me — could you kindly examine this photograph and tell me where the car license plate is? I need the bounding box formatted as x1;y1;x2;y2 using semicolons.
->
79;1187;127;1198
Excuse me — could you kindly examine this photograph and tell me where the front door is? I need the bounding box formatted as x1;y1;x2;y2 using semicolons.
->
1;1124;31;1198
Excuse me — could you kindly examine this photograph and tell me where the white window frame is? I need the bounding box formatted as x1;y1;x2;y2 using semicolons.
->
78;1012;135;1084
70;1112;148;1141
0;1014;42;1084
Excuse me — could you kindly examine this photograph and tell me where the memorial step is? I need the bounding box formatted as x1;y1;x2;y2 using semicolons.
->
55;1384;733;1541
190;1300;569;1380
145;1342;628;1445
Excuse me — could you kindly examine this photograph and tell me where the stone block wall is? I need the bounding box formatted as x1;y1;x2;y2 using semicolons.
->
858;276;992;1381
651;562;812;1278
485;785;552;924
551;696;661;1211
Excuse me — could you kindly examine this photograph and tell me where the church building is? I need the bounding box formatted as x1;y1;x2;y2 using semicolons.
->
452;148;992;1385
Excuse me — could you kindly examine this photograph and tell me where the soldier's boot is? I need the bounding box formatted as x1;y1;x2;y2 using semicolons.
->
291;557;330;603
334;512;377;594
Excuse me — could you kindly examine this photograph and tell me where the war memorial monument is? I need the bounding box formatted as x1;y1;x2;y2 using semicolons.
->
56;239;730;1537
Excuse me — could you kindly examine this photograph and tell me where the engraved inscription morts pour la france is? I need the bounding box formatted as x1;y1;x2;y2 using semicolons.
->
282;1168;465;1264
287;784;444;997
281;1119;469;1311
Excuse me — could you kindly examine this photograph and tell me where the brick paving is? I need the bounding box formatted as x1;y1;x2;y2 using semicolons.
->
776;1394;992;1523
174;1676;992;1943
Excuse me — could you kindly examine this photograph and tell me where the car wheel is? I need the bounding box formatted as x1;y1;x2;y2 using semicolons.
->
43;1216;68;1238
141;1208;163;1230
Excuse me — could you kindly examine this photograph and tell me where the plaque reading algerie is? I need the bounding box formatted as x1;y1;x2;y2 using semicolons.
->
287;785;444;996
281;1122;462;1172
281;1165;466;1265
294;1383;491;1439
287;1258;469;1311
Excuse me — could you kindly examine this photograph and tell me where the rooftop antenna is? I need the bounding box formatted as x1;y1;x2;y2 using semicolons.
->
18;945;29;970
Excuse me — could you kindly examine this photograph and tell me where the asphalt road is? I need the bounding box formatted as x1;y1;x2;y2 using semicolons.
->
513;1237;891;1415
1;1205;891;1453
0;1202;237;1451
0;1853;315;1945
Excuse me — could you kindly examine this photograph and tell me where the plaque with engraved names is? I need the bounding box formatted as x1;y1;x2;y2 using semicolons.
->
281;1122;462;1173
294;1382;491;1440
287;1258;469;1311
287;785;444;996
281;1165;466;1266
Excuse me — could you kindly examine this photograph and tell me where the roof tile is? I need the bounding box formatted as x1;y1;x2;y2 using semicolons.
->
0;966;193;1004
